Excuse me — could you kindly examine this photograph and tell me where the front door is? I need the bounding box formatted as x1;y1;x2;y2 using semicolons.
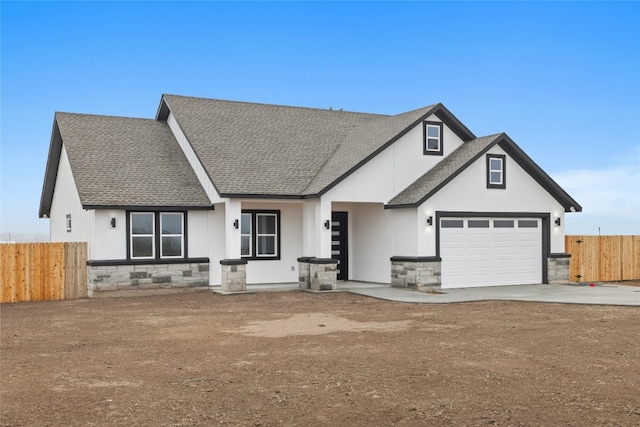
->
331;211;348;280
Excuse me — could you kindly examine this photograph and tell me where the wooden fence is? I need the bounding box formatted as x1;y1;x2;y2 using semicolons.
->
0;242;87;303
565;235;640;283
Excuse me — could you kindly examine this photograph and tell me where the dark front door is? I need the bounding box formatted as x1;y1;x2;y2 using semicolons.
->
331;211;348;280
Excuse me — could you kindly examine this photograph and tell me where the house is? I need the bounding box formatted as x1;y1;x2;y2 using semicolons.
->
39;95;581;296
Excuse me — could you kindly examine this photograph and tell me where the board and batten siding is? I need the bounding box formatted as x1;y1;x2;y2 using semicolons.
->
49;145;94;257
324;115;465;203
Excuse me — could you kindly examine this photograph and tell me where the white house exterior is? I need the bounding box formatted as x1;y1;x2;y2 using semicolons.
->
39;95;580;296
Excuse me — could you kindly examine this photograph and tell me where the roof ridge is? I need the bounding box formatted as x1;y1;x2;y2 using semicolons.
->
162;94;389;118
302;104;441;195
55;111;154;121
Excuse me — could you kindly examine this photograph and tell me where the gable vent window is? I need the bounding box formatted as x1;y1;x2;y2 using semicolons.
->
486;154;506;189
423;121;443;155
66;214;72;232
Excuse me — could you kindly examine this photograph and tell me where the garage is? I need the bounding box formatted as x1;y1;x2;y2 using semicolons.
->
440;217;542;288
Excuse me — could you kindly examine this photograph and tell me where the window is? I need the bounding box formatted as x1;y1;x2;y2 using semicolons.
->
441;219;464;228
129;212;185;260
468;219;490;228
66;214;72;232
423;121;443;155
160;213;184;258
518;220;538;228
494;220;514;228
486;154;506;189
241;210;280;259
240;213;252;257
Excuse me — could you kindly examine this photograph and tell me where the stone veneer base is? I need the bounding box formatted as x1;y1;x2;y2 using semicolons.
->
219;259;248;293
298;257;338;291
547;253;571;284
88;262;209;298
391;256;442;292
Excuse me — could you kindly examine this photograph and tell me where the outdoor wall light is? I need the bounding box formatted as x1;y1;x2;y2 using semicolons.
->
110;218;116;228
324;220;331;230
233;219;239;229
426;216;433;226
555;217;561;226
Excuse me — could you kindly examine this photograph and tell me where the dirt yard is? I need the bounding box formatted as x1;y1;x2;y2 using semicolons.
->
1;291;639;426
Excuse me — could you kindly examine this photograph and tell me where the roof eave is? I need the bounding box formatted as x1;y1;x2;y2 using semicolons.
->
155;95;170;121
385;134;504;209
218;193;306;200
38;117;63;218
497;136;583;213
312;103;478;197
432;103;476;141
82;204;214;211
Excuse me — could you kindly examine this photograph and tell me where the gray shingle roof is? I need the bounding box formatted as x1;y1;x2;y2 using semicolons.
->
48;113;211;209
304;105;438;194
387;133;504;207
40;96;581;215
161;95;388;196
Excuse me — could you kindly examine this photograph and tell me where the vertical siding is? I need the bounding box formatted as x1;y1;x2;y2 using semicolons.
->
49;145;94;258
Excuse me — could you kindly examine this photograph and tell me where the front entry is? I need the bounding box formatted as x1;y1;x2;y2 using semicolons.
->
331;211;348;280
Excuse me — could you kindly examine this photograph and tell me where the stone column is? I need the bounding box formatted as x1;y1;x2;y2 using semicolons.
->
390;256;442;291
297;257;312;289
309;258;338;291
547;253;571;284
219;259;248;293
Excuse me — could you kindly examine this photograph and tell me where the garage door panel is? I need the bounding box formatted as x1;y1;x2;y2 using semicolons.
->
441;217;542;288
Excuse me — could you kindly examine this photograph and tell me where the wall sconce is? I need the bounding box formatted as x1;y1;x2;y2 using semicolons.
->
324;220;331;230
426;216;433;226
233;219;239;229
110;218;116;228
555;217;561;226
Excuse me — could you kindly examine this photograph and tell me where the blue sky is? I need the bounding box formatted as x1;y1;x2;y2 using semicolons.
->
1;1;639;242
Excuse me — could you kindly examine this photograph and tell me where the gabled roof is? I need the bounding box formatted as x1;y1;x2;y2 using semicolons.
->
157;95;476;197
39;113;211;217
386;133;582;212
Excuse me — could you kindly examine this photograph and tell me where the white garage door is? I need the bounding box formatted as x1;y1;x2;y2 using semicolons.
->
440;217;542;288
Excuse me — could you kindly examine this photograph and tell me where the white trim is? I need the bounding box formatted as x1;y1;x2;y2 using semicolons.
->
159;212;184;259
256;213;278;257
240;212;252;257
489;156;504;185
425;124;441;152
130;212;155;259
166;112;221;203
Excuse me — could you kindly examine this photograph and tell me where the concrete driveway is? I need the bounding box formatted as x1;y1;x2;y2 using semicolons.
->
341;282;640;306
245;281;640;306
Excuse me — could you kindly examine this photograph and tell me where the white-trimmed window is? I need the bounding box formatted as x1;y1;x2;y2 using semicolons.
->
241;210;280;260
423;121;443;155
160;213;184;258
256;213;277;257
66;214;72;232
240;213;252;257
130;212;155;259
129;212;185;260
487;154;506;189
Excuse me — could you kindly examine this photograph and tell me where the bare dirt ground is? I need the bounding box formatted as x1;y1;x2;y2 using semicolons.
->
1;291;639;426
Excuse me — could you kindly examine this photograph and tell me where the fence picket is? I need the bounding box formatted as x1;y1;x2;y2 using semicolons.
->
0;242;87;303
565;235;639;282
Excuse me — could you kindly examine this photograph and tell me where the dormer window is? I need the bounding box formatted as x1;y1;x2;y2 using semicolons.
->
487;154;506;189
423;121;443;155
